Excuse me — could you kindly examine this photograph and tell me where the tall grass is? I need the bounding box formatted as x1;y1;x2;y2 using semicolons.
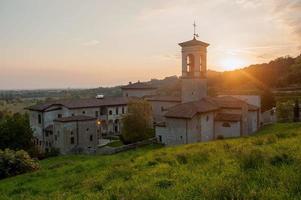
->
1;123;301;199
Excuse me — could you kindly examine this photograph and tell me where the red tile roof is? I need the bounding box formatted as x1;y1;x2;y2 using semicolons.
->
165;99;219;119
26;96;133;111
215;113;242;122
165;96;259;119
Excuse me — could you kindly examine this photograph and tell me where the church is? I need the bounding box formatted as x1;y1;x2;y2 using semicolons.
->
154;35;261;145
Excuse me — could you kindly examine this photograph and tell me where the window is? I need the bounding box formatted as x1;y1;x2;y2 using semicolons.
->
70;137;74;144
70;131;73;135
82;111;86;114
116;107;119;115
72;113;75;116
58;114;62;118
38;114;42;124
55;135;57;141
109;110;112;115
122;107;125;114
95;111;99;117
206;115;209;121
180;136;183;139
126;93;128;97
159;135;162;142
114;126;118;133
86;128;89;132
90;135;93;141
222;122;231;127
161;106;164;112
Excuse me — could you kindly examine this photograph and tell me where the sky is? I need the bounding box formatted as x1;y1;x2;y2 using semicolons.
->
0;0;301;89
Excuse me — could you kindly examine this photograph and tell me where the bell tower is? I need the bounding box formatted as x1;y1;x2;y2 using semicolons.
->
179;22;209;103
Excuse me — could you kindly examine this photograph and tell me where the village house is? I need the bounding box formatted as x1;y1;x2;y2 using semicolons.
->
26;97;131;154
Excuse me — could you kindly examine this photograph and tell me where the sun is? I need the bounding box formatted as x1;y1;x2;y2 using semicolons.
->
220;57;247;71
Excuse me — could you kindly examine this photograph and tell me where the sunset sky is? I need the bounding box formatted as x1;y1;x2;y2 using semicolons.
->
1;0;300;89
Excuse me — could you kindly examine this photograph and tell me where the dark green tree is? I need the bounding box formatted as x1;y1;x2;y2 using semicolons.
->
0;113;34;151
121;100;154;144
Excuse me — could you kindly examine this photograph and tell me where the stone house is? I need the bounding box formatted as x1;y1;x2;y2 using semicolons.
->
26;96;131;153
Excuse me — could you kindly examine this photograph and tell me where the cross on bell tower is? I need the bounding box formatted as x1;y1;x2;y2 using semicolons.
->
178;23;210;103
193;21;199;39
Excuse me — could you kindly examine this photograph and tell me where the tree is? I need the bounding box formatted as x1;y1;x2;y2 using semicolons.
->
0;113;34;152
121;100;154;144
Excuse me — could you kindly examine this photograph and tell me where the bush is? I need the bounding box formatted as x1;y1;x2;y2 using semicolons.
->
0;149;39;179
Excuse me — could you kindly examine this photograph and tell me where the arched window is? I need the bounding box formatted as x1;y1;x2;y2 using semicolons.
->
186;54;195;73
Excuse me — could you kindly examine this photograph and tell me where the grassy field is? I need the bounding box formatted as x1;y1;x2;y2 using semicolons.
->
1;123;301;199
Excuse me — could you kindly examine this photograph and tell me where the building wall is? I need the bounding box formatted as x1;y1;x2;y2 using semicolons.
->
29;110;43;139
122;89;156;98
200;113;215;141
148;101;180;123
248;110;258;134
156;112;215;146
181;79;207;103
53;120;97;154
261;108;277;125
214;121;241;138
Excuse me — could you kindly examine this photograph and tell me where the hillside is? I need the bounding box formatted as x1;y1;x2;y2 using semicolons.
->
1;123;301;199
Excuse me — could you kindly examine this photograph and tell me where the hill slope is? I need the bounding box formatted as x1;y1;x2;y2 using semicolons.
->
1;123;301;199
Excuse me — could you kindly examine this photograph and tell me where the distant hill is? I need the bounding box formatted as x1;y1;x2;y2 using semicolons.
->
1;123;301;199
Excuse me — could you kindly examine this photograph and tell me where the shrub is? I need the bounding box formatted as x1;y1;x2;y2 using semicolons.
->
0;149;39;179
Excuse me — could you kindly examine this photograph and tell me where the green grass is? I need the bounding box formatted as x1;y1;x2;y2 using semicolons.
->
1;123;301;199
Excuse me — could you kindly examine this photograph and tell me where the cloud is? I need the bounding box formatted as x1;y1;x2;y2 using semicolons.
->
81;40;100;46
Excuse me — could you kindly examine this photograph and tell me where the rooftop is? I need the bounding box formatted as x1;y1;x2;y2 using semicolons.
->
165;96;259;119
165;99;219;119
27;96;133;112
178;38;210;47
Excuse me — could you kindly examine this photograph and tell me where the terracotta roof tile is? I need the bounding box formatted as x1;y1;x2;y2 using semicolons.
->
165;99;219;119
27;96;133;111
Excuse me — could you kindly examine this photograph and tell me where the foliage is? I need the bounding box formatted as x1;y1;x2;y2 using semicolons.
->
0;149;39;179
0;112;34;152
277;100;294;122
1;123;301;199
121;100;154;144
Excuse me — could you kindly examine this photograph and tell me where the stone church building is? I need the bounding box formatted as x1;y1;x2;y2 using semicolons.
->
26;34;261;153
154;37;260;145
